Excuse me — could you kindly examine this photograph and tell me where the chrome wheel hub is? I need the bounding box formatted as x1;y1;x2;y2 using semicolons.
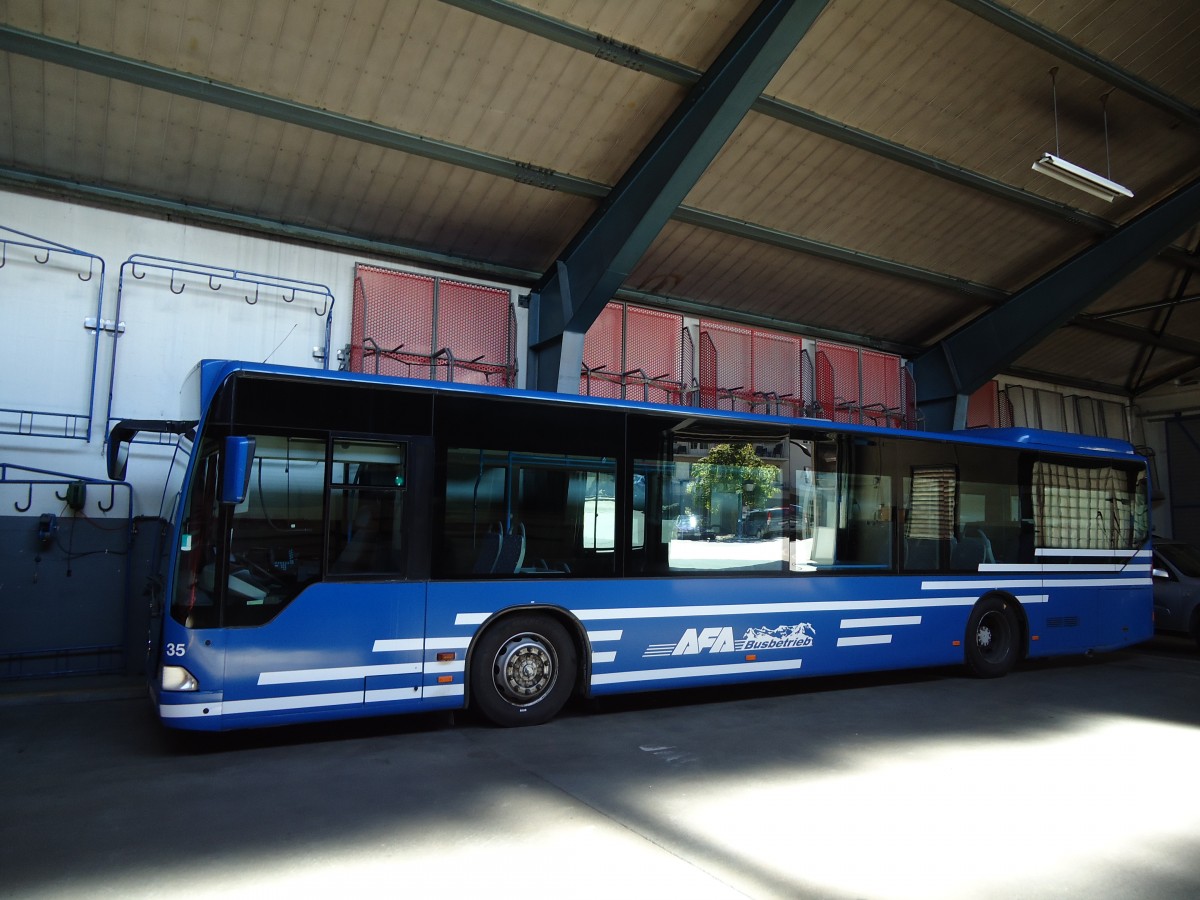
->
494;634;557;706
977;622;994;648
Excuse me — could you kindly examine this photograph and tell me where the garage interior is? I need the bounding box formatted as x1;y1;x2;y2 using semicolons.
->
3;6;1200;897
1;1;1199;673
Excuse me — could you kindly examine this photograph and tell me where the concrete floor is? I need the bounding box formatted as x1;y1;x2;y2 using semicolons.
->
3;637;1199;900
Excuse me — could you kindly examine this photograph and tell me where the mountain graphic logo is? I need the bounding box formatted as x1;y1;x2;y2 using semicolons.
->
740;623;815;649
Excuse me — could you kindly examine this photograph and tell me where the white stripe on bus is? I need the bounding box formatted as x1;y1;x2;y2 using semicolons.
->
259;663;421;685
979;564;1148;573
587;630;624;642
592;657;803;686
422;683;465;699
224;691;363;715
837;635;893;647
366;684;464;702
160;702;221;719
162;683;467;718
923;578;1150;590
1035;548;1149;558
840;615;921;629
372;638;423;652
372;636;472;652
259;659;463;686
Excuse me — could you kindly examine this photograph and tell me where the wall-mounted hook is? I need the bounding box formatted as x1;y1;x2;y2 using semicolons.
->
78;257;95;282
170;271;186;295
246;284;260;305
98;484;115;513
55;487;69;501
131;262;145;279
314;296;330;317
33;247;50;264
209;274;222;291
14;484;32;513
0;242;7;268
283;288;296;303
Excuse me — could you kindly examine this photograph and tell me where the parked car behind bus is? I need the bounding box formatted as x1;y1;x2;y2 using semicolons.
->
1152;540;1200;649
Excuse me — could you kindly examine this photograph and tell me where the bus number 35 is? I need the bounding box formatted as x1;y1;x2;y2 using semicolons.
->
165;643;186;658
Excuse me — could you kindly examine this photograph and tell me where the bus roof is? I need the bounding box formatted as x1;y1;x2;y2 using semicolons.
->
188;359;1142;461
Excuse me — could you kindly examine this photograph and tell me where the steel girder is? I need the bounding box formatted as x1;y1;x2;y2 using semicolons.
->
914;175;1200;430
525;0;829;393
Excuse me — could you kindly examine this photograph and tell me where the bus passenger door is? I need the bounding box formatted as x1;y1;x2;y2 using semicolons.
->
217;435;432;726
220;582;429;723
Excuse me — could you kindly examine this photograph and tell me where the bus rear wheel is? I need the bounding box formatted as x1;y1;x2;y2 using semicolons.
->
470;614;577;727
964;596;1019;678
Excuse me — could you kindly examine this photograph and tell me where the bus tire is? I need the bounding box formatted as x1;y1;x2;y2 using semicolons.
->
470;614;577;727
964;596;1019;678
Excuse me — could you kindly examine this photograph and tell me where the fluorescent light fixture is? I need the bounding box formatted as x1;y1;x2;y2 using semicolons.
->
1032;153;1133;202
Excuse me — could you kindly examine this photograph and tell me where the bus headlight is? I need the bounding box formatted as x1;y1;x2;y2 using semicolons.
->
162;665;199;692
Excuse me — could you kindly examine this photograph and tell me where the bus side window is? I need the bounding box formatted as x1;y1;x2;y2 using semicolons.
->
903;464;956;572
796;435;892;572
438;448;618;578
328;440;408;577
636;431;789;576
1032;458;1148;550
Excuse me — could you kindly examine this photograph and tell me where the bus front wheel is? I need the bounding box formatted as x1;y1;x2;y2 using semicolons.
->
470;614;577;727
964;596;1019;678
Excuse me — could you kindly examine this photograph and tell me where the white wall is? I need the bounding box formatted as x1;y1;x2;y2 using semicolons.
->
0;189;521;520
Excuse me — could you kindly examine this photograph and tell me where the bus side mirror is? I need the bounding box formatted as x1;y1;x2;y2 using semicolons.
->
107;419;197;481
221;436;256;505
108;438;130;482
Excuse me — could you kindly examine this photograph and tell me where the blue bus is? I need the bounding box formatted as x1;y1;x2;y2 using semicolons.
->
109;360;1153;731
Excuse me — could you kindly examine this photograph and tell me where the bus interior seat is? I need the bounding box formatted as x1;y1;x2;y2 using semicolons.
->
855;521;892;566
333;499;386;573
494;523;526;573
905;537;942;570
950;535;983;570
973;527;995;564
471;525;503;574
472;522;526;574
950;526;995;571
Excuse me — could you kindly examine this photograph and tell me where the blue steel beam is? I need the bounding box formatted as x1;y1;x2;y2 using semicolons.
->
914;175;1200;430
527;0;829;392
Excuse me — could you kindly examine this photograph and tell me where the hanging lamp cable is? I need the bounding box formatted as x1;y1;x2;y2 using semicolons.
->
1101;90;1114;179
1049;66;1060;156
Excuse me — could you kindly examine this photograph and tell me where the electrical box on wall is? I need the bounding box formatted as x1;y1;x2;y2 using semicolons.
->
65;481;86;511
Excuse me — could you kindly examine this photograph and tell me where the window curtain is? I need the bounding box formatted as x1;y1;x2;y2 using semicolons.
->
1034;462;1127;549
